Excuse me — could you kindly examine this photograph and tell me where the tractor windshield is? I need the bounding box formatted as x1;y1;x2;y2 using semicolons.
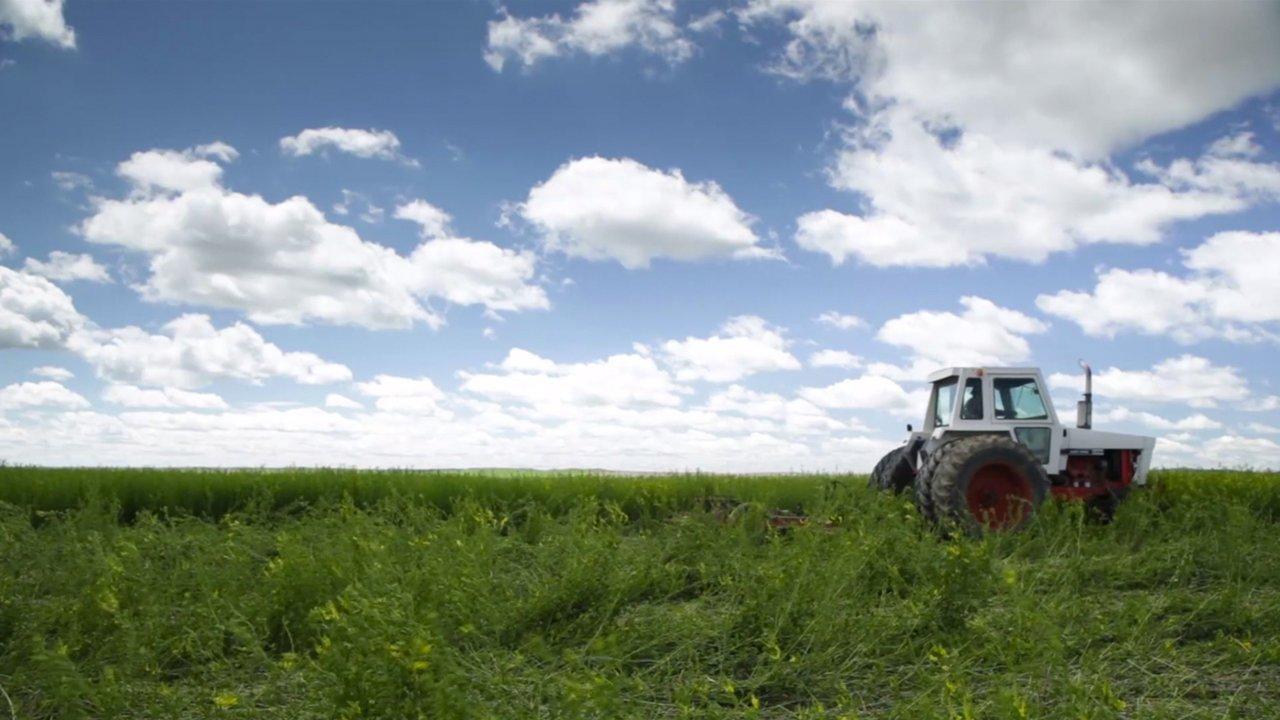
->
993;377;1049;420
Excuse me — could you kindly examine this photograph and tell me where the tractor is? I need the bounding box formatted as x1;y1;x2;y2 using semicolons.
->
870;362;1155;533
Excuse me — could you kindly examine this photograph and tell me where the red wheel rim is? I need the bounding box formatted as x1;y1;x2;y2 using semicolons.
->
966;462;1033;530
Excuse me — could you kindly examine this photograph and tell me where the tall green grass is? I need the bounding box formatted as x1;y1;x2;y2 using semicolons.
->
0;466;836;520
1;467;1278;718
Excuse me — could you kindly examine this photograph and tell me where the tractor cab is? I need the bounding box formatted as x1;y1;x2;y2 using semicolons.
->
921;367;1059;469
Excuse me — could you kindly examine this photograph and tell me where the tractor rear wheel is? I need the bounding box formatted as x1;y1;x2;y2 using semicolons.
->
914;448;942;525
869;446;914;494
927;434;1048;534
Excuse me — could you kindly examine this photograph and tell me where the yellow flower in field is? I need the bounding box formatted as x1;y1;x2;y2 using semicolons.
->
96;588;119;614
316;601;340;621
213;693;239;709
411;659;430;672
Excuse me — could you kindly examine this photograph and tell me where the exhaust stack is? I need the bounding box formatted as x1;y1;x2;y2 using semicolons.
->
1076;359;1092;429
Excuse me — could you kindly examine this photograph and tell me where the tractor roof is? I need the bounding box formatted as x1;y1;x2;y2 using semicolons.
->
926;367;1043;383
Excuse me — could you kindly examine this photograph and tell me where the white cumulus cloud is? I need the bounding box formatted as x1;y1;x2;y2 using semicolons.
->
794;108;1243;268
1037;231;1280;343
704;384;850;434
23;251;111;283
116;145;229;194
0;381;88;410
0;266;86;349
877;296;1048;369
750;4;1280;271
809;349;861;369
1138;132;1280;201
395;199;453;239
799;373;922;416
742;0;1280;157
279;127;415;165
814;311;864;330
1094;406;1222;433
407;237;547;314
324;393;363;411
69;314;352;390
102;384;228;410
31;365;73;380
356;374;449;416
659;315;800;383
461;347;686;413
80;145;547;329
1049;356;1249;409
1157;434;1280;470
518;156;770;268
485;0;695;71
0;0;75;48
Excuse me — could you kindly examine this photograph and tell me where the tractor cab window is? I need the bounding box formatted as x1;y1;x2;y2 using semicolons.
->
960;378;983;420
993;377;1049;420
932;378;958;427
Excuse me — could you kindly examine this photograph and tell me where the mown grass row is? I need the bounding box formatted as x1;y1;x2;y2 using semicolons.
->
1;467;1278;718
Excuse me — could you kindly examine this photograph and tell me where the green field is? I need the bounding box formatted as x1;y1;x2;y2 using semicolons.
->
1;467;1278;719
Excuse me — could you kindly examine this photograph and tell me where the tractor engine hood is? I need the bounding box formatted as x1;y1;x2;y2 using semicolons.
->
1062;428;1157;485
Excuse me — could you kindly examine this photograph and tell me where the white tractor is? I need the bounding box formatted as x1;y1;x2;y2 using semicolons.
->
870;363;1155;533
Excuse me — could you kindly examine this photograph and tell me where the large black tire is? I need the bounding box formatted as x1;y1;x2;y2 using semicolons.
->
927;434;1049;535
914;447;942;525
868;446;914;494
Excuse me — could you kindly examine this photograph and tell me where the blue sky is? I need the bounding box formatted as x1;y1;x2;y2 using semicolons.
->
2;0;1280;470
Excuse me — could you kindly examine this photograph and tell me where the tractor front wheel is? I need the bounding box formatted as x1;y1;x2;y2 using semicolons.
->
869;446;914;494
926;434;1049;534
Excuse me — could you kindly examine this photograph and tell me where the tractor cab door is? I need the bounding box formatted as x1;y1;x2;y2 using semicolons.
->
924;375;961;436
918;375;960;462
989;374;1062;474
